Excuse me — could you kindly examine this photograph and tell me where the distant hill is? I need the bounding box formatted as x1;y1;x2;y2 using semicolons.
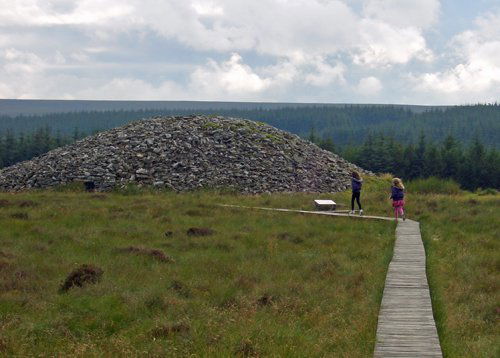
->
0;101;497;148
0;99;440;116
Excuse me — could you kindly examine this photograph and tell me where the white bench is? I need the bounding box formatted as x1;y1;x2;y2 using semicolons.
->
314;199;336;211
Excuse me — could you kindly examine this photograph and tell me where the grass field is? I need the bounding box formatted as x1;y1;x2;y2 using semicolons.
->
0;188;395;357
233;176;499;357
0;177;498;357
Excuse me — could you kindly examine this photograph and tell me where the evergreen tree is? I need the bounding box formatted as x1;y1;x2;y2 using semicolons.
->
484;149;500;189
403;143;418;179
308;126;317;143
318;136;336;153
461;138;487;190
414;132;426;178
440;135;461;179
423;143;442;178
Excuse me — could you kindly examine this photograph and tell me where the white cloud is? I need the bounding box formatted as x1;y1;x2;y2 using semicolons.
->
0;0;133;26
362;0;440;29
413;10;500;102
354;19;434;67
189;52;348;101
1;0;432;65
126;0;360;55
190;53;271;96
304;58;346;87
357;76;382;95
191;1;224;16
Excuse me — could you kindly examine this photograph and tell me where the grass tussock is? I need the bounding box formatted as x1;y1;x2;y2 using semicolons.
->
60;264;103;292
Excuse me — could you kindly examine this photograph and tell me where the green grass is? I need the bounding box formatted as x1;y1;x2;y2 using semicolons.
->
0;177;498;357
348;176;499;357
221;175;500;357
0;190;394;356
417;193;499;357
406;177;462;195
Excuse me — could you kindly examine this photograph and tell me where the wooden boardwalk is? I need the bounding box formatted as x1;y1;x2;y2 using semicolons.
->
374;219;442;357
220;205;443;357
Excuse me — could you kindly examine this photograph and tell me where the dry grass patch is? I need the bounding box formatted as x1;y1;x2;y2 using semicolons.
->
151;322;190;338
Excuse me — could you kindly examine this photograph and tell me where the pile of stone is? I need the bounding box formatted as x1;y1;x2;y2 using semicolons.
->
0;115;369;193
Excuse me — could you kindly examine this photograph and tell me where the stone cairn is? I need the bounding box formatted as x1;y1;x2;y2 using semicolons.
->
0;115;369;193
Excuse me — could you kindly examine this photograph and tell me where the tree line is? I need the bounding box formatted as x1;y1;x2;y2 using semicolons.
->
1;126;498;190
0;127;86;168
1;104;498;148
312;132;499;190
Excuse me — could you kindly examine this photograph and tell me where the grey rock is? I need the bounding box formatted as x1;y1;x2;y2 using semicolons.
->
0;115;371;193
135;168;148;175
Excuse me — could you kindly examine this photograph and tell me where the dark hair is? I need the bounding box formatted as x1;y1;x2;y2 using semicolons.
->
352;171;361;180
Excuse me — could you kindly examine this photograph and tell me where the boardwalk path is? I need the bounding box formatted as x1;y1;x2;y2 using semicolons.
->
221;205;442;357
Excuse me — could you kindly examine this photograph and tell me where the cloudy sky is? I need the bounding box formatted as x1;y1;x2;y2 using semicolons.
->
1;0;499;104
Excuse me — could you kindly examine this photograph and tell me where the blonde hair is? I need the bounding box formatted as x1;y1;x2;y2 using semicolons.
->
392;178;405;189
352;171;361;180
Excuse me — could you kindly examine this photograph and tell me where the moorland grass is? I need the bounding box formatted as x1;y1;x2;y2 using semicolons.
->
417;192;499;357
225;176;499;357
0;177;498;357
0;189;394;356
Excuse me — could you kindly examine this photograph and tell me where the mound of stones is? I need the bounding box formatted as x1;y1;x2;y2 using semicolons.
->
0;115;368;193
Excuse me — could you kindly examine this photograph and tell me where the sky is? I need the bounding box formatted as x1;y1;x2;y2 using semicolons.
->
0;0;499;105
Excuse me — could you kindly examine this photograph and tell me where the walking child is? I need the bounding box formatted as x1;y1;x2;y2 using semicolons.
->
390;178;406;221
350;171;363;215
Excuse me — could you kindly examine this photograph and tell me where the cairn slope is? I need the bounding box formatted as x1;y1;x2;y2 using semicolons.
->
0;115;367;193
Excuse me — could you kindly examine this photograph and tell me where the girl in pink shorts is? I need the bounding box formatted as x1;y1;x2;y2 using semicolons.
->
390;178;406;221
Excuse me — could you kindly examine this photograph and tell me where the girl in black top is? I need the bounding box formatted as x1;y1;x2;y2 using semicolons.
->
350;171;363;215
